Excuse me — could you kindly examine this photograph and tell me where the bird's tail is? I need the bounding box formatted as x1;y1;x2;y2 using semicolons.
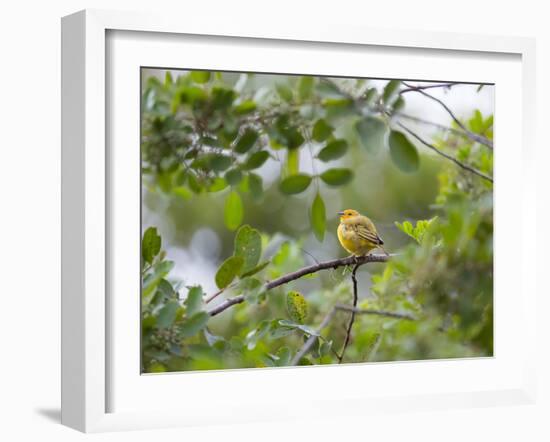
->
378;245;390;256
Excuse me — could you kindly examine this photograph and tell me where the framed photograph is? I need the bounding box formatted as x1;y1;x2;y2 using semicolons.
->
61;9;537;432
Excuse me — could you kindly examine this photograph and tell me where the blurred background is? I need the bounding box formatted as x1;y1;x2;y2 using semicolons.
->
142;69;493;294
140;69;494;371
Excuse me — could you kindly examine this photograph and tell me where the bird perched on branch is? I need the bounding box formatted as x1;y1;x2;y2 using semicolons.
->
337;209;388;257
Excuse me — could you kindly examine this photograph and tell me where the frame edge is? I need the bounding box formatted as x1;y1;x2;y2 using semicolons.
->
61;10;87;432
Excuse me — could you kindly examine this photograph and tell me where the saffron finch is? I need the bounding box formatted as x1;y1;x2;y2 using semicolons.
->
337;209;387;256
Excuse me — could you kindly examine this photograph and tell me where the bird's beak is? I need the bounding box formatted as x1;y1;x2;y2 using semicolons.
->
337;211;345;216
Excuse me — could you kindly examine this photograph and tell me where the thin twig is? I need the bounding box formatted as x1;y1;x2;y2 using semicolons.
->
289;303;415;366
338;263;360;363
399;82;459;94
402;82;493;149
289;308;338;366
300;248;320;265
208;254;390;317
397;121;493;184
204;288;225;304
334;304;416;321
393;111;482;144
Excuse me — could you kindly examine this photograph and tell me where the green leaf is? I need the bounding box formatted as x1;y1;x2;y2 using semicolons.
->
212;87;236;110
238;175;250;193
388;130;420;173
174;86;208;108
173;186;193;200
148;362;167;373
234;100;257;115
276;83;293;102
323;98;355;119
310;192;326;242
187;173;203;193
273;115;304;149
273;347;291;367
243;151;269;170
317;139;348;162
209;154;232;172
185;286;204;316
364;87;378;103
241;261;270;278
235;129;259;154
286;149;299;176
245;320;271;350
469;110;484;133
248;173;263;201
383;79;401;104
395;217;438;244
278;320;319;336
286;291;308;323
150;279;175;306
320;168;353;186
164;71;173;86
319;340;333;357
298;76;314;100
392;96;405;112
179;312;210;337
234;225;262;274
286;128;305;149
190;71;211;83
215;256;244;289
269;322;296;339
142;260;175;302
224;191;244;231
240;277;264;304
279;174;312;194
156;300;180;329
312;119;334;142
225;169;243;186
317;80;345;98
142;227;161;265
355;117;387;153
207;177;228;193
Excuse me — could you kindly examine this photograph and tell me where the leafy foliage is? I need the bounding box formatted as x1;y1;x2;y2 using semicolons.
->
141;71;494;373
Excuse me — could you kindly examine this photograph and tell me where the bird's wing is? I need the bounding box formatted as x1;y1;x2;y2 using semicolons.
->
354;221;384;245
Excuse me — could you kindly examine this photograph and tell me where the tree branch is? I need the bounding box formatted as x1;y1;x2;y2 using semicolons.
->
393;111;483;144
334;304;416;320
338;263;360;363
402;82;493;149
396;121;493;184
289;303;415;366
208;253;390;317
399;82;459;94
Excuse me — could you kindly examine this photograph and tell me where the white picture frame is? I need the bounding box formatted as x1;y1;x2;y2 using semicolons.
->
61;9;537;433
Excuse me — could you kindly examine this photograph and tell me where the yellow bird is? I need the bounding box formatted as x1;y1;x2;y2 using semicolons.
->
337;209;387;256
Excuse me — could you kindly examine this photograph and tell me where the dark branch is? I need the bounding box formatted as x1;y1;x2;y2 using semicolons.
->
338;264;360;363
402;82;493;149
393;111;485;145
399;82;459;94
207;296;244;316
334;304;416;321
208;253;390;317
397;121;493;184
266;254;388;290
